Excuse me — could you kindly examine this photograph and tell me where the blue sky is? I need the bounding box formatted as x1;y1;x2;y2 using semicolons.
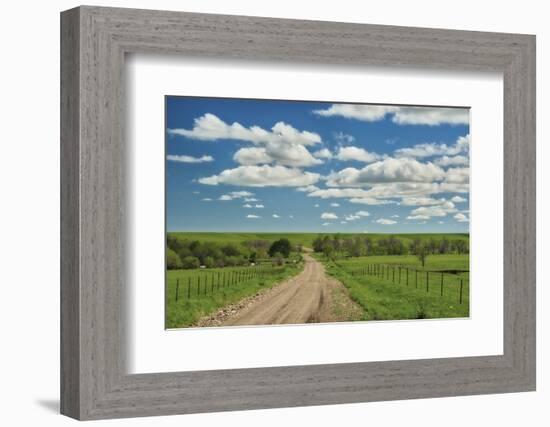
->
166;96;470;233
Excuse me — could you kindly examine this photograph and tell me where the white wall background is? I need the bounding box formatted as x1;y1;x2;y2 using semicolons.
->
0;0;546;425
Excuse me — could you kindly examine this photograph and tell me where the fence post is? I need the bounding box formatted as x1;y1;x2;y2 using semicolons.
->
211;274;214;293
392;267;395;282
415;270;418;288
460;279;464;304
406;268;409;286
175;278;179;302
187;277;191;299
426;271;430;292
399;267;401;284
440;273;444;296
426;271;429;292
197;276;200;295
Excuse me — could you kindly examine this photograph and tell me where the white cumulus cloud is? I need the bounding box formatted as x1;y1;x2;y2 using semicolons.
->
407;215;430;221
168;113;321;146
435;155;469;167
375;218;397;225
326;158;445;186
233;143;322;167
218;191;254;201
246;214;261;219
409;201;457;218
313;104;469;126
454;213;469;222
394;134;470;158
167;154;214;163
297;185;320;193
335;146;381;163
445;167;470;184
349;198;397;205
232;147;272;165
401;197;444;206
199;165;320;187
321;212;338;220
312;148;333;159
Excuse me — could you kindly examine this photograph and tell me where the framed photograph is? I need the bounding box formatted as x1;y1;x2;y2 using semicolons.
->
164;96;471;330
61;6;536;420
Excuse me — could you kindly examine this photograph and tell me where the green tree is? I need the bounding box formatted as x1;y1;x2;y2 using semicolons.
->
221;244;241;257
312;235;325;252
268;238;291;258
166;248;182;269
203;256;215;268
181;256;200;269
409;239;427;267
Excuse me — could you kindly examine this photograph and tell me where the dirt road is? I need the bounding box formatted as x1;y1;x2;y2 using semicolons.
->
204;254;362;327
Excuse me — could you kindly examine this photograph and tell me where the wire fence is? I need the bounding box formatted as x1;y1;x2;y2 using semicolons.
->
348;264;468;304
171;266;287;302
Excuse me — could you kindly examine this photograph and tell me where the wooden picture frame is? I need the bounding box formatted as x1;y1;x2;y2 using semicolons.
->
60;5;536;420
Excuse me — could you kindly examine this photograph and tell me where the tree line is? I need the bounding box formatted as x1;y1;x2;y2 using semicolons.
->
312;234;468;265
167;236;299;270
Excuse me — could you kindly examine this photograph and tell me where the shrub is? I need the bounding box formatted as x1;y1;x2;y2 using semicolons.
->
268;238;291;258
166;248;182;269
181;256;200;269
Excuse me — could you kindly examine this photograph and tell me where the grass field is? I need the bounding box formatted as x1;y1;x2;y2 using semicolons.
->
168;232;469;249
166;264;303;328
166;232;470;325
320;254;470;320
335;254;469;273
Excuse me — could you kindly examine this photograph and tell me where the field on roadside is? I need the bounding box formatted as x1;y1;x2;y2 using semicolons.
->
166;264;302;328
320;254;469;320
337;254;469;274
166;232;470;326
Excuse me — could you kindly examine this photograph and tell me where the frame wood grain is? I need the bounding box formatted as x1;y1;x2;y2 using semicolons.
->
60;5;536;420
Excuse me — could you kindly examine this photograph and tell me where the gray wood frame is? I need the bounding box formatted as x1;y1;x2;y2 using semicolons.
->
60;5;536;420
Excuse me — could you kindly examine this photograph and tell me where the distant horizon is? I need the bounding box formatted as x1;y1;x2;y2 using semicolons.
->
167;230;470;235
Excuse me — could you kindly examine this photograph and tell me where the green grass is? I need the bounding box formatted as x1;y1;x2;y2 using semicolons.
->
166;264;302;328
334;254;470;272
320;254;470;320
168;232;469;250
